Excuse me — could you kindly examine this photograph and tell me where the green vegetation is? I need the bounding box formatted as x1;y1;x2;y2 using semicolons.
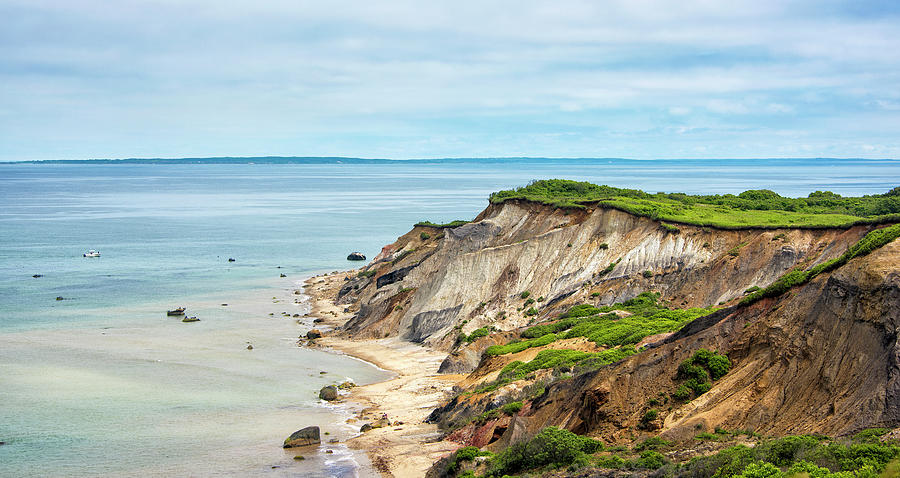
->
673;349;731;402
728;242;748;256
484;426;603;477
419;231;431;240
643;270;654;278
391;249;415;265
599;242;609;249
463;327;491;344
661;222;680;233
477;347;636;393
680;433;900;478
524;307;538;316
415;219;472;228
484;333;559;356
495;293;716;357
744;285;761;294
488;180;900;229
357;269;376;278
741;223;900;307
446;446;494;475
520;291;531;299
443;430;900;478
600;258;622;275
501;401;523;415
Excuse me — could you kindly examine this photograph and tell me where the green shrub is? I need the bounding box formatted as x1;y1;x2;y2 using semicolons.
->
525;307;538;316
745;286;760;294
446;446;493;474
599;242;609;249
661;222;680;233
419;231;431;240
524;297;535;306
537;296;545;302
853;428;890;443
641;409;659;424
464;327;490;343
643;270;654;278
484;426;602;476
634;436;672;451
501;401;523;415
520;291;531;299
631;450;668;469
674;349;730;401
591;292;600;297
673;384;692;401
597;454;625;468
357;269;377;278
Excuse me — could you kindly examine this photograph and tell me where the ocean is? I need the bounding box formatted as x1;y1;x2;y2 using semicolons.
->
0;158;898;477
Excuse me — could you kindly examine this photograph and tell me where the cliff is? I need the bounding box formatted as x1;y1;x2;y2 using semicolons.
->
337;199;871;354
324;191;900;477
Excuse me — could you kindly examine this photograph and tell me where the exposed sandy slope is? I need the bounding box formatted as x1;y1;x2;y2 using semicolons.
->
304;273;461;477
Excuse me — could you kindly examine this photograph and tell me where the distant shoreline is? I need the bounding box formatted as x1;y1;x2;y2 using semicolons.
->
3;156;899;165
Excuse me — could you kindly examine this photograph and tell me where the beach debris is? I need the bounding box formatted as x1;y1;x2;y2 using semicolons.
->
246;344;253;350
32;274;42;278
306;329;322;340
313;318;325;324
318;385;338;401
227;258;236;262
346;252;366;261
182;316;200;323
55;296;65;301
221;303;228;306
283;426;320;448
293;455;305;461
338;381;356;390
293;290;301;295
325;449;333;454
319;371;327;374
280;273;287;278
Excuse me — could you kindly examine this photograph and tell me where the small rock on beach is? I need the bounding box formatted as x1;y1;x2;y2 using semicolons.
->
283;426;320;448
318;385;338;401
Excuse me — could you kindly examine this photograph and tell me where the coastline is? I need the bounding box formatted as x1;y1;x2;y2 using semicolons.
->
302;272;462;477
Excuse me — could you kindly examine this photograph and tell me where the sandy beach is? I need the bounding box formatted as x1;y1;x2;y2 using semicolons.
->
302;272;462;477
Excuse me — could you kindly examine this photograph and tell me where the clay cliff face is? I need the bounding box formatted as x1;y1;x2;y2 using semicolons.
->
337;200;873;353
436;239;899;448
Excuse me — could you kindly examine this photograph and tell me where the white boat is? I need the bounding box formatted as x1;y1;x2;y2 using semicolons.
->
83;250;100;258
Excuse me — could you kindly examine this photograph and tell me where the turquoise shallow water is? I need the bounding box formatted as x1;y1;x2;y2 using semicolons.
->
0;158;898;477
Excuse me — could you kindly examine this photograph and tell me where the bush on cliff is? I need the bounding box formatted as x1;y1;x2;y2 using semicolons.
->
484;426;603;476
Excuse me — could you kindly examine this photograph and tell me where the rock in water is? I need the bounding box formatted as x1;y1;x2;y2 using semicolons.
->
283;426;320;448
346;252;366;261
318;385;338;401
306;329;322;339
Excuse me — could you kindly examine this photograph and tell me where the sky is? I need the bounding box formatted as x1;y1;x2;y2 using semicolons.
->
1;0;900;161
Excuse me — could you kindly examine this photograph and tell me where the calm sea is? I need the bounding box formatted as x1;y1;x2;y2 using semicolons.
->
0;158;897;477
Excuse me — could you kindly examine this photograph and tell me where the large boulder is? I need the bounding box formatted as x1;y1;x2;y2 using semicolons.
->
318;385;338;401
306;329;322;339
347;252;366;261
283;426;320;448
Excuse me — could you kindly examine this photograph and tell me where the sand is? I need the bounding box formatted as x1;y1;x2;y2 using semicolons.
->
302;272;463;477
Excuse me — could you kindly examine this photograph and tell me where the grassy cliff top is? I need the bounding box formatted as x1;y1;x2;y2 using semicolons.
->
488;179;900;228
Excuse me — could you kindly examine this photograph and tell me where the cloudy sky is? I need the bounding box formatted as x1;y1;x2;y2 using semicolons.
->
2;0;900;160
